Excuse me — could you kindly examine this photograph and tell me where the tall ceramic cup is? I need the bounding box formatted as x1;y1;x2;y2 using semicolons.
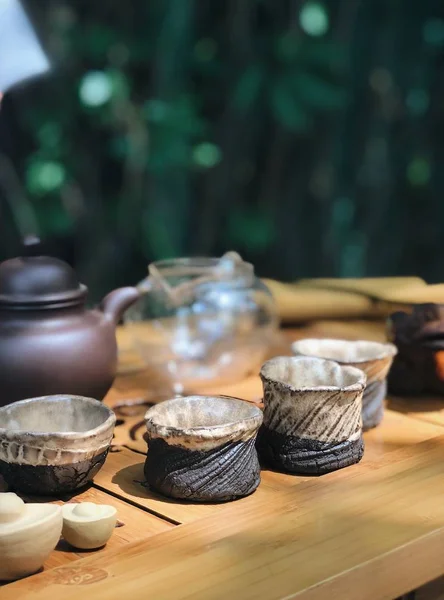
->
292;339;397;430
257;356;366;474
144;395;263;501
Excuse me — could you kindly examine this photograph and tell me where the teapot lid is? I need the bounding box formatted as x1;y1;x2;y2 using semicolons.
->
0;237;87;308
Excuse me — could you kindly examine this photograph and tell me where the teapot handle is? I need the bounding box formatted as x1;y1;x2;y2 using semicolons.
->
100;287;141;324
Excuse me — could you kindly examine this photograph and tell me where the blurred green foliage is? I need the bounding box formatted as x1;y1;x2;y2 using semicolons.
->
0;0;444;301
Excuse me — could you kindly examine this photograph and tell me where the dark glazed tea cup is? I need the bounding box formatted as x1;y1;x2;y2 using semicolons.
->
0;395;116;495
257;356;366;474
144;395;263;502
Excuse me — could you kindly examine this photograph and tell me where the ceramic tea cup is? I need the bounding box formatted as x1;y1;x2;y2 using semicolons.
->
292;339;397;430
144;395;263;502
0;395;116;495
257;356;366;474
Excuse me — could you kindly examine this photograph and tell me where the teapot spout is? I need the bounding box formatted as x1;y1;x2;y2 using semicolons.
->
100;287;140;324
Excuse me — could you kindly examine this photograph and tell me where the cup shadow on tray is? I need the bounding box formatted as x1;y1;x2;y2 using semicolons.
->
55;539;101;554
0;568;44;586
20;483;95;504
111;461;258;507
111;463;198;506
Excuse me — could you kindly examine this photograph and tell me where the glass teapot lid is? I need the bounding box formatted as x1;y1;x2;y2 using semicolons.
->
0;237;87;308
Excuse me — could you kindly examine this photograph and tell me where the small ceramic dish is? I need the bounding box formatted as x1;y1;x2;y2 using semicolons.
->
144;395;263;502
292;339;397;430
257;356;366;474
0;395;116;495
0;492;63;581
62;502;117;549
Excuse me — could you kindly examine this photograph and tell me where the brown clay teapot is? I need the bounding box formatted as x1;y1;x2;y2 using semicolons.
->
0;242;140;406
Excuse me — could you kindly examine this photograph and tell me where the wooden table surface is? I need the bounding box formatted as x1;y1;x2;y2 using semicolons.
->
4;321;444;599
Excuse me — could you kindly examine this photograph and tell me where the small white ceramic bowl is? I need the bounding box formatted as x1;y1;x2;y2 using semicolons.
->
62;502;117;549
0;492;62;581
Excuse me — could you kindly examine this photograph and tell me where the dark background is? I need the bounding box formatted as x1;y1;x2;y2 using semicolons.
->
1;0;444;303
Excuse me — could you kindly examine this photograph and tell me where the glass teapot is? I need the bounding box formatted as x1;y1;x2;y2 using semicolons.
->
123;252;278;393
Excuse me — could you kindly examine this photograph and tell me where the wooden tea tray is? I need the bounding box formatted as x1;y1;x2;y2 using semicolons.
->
3;321;444;599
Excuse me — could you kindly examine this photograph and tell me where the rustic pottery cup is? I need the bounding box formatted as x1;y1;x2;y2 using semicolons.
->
144;395;263;502
257;356;366;474
291;339;397;430
0;395;116;495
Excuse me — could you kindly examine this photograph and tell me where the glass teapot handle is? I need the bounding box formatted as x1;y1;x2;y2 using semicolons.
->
136;276;154;294
136;272;180;309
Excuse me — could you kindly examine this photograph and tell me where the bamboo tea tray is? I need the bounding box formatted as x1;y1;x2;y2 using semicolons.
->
3;322;444;599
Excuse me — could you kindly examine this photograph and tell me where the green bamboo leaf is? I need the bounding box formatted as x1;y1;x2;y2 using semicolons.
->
289;71;347;110
227;207;275;251
300;40;348;72
143;97;206;136
227;209;276;252
147;128;190;170
35;199;73;236
169;98;207;136
26;159;66;196
72;25;120;60
275;35;346;72
270;78;312;132
232;65;265;112
142;206;179;259
275;34;302;63
192;142;222;168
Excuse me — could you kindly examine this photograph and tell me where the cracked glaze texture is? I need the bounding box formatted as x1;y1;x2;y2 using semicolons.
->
257;356;366;474
144;395;263;501
292;339;397;430
0;395;115;495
